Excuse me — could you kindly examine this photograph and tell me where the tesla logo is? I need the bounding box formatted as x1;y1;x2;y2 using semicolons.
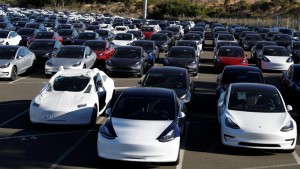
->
259;126;262;128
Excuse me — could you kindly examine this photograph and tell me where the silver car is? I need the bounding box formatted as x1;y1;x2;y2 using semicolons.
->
0;46;36;81
45;45;96;76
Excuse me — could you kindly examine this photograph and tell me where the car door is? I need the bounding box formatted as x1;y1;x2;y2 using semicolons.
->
22;48;33;70
15;48;27;73
84;47;95;68
93;73;106;111
10;32;19;45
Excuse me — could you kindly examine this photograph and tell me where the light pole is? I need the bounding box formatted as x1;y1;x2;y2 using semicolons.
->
143;0;147;20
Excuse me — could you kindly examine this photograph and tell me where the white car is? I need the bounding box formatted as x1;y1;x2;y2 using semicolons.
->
257;45;293;70
217;83;297;151
97;87;186;164
0;45;36;81
113;26;129;34
100;24;113;31
112;33;136;47
0;30;21;45
45;45;96;75
30;68;115;126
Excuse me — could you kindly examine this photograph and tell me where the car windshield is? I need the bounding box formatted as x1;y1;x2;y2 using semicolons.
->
55;48;84;58
228;91;285;112
17;29;34;35
35;32;53;39
218;48;244;57
279;29;292;35
128;31;141;37
44;23;54;27
78;33;96;39
58;30;72;36
293;68;300;81
166;27;179;32
86;26;98;30
245;35;263;41
132;42;153;51
218;35;234;41
177;42;197;50
114;48;140;58
0;31;8;38
274;35;290;40
114;34;132;40
0;48;16;59
221;70;264;84
183;34;200;40
58;25;71;29
217;42;239;48
150;35;167;41
97;31;108;36
143;71;187;89
169;48;195;58
256;42;276;50
293;43;300;50
73;24;83;28
141;27;153;31
263;48;289;56
84;42;105;50
14;22;26;26
29;41;55;50
53;76;90;92
0;23;6;29
113;96;175;120
258;29;269;33
116;27;126;31
26;24;39;28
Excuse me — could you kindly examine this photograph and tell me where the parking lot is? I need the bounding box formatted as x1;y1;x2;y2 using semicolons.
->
0;40;300;169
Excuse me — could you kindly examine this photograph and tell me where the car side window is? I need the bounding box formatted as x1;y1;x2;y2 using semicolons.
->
93;73;103;91
17;48;24;57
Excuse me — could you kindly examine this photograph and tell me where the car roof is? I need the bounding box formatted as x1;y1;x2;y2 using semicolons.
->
170;46;195;50
147;66;188;74
54;68;100;78
60;45;86;49
230;83;278;93
223;66;261;72
30;39;58;42
116;46;142;50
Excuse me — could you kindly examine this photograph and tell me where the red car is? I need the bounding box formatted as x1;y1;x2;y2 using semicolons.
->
27;31;63;46
83;40;115;68
214;46;248;72
141;25;160;39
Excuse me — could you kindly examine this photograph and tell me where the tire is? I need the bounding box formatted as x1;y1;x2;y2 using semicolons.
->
193;67;198;76
5;42;8;45
89;105;98;128
83;64;86;69
9;66;17;81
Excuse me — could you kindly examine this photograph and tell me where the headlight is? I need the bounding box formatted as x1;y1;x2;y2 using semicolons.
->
98;53;104;56
107;60;113;66
241;59;247;64
100;125;116;139
158;129;175;142
286;57;293;63
135;61;140;65
72;61;81;67
32;102;40;107
46;60;53;66
0;62;10;68
225;117;240;129
281;120;294;132
77;104;87;108
190;61;196;65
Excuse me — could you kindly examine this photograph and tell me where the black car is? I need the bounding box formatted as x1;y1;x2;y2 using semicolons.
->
287;41;300;63
12;21;27;31
251;41;277;62
149;33;172;52
85;25;101;32
216;66;265;99
240;34;263;51
131;40;159;66
272;34;292;47
176;40;201;57
182;33;203;47
233;27;248;39
73;32;102;45
265;31;282;41
238;31;256;44
55;24;73;31
24;23;47;31
28;39;61;64
94;29;114;42
280;64;300;99
163;46;199;76
106;46;149;77
159;30;175;46
257;28;270;39
44;22;59;31
166;26;182;40
17;28;40;46
127;30;146;40
57;29;78;45
139;66;194;117
0;22;15;31
73;23;86;32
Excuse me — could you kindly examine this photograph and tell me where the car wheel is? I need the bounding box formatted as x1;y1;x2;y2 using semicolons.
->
83;64;86;69
9;66;17;81
89;105;98;127
5;42;8;45
283;149;295;153
193;67;198;76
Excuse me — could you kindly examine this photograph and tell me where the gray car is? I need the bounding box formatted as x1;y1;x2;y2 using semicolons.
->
45;45;96;76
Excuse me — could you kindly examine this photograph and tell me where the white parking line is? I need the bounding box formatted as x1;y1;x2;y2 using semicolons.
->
292;151;300;164
241;163;300;169
48;117;106;169
0;109;28;128
176;120;190;169
9;71;43;84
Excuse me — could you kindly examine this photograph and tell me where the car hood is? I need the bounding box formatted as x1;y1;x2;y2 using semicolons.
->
112;118;173;140
165;57;196;65
35;91;92;109
227;110;288;131
264;56;290;63
218;56;245;65
31;49;52;56
50;58;82;67
110;58;140;66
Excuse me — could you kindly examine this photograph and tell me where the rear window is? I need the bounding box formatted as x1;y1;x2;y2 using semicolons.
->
218;48;244;57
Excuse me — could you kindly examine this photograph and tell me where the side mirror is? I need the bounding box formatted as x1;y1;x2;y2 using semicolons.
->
17;55;22;59
105;108;112;116
98;87;104;92
178;112;185;118
287;105;293;111
218;101;224;107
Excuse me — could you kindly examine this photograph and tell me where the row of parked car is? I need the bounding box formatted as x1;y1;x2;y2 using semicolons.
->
0;5;299;164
